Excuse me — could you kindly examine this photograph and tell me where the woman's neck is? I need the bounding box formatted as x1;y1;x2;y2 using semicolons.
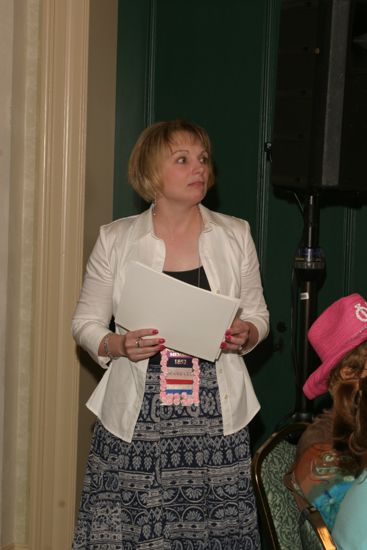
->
152;202;203;271
153;202;202;236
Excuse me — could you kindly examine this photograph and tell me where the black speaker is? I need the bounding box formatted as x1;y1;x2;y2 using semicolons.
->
271;0;367;192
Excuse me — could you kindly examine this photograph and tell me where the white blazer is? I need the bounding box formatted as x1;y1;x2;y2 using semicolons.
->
72;204;270;442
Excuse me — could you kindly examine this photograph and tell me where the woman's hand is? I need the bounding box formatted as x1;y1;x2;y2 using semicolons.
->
123;329;166;362
220;319;259;354
99;329;165;362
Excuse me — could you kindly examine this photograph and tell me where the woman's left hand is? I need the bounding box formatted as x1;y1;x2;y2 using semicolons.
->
220;319;259;354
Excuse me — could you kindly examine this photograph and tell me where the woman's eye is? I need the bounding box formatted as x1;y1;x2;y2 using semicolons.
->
200;156;209;164
176;156;187;164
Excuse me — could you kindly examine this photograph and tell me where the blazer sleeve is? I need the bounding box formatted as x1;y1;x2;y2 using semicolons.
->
71;225;114;367
238;219;269;351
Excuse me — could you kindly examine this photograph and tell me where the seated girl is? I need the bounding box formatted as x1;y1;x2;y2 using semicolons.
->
286;293;367;542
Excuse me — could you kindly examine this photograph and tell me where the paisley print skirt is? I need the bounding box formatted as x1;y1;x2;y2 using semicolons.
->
73;361;260;549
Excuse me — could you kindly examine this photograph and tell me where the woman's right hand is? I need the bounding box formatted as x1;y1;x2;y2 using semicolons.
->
99;329;165;362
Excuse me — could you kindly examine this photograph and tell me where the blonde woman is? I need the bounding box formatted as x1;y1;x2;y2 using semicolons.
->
72;119;269;549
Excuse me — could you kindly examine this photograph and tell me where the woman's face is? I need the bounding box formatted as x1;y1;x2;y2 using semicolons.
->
157;132;209;207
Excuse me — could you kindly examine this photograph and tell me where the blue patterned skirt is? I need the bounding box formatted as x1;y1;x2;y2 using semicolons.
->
73;361;260;549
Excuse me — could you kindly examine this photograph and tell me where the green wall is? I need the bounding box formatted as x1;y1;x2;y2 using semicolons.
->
114;0;367;450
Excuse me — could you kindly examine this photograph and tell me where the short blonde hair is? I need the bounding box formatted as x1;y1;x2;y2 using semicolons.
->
128;119;215;202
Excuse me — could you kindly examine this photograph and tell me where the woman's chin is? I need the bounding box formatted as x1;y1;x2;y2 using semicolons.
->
188;185;206;202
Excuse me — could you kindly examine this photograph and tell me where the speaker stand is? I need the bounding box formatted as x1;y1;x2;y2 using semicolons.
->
291;192;326;422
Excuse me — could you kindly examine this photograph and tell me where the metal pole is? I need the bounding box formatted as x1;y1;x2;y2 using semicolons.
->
293;193;325;419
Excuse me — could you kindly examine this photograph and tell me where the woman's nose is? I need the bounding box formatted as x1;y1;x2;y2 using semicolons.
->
193;159;205;173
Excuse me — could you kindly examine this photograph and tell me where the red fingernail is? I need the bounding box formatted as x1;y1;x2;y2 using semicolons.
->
159;345;166;351
225;330;231;336
220;342;227;349
152;329;158;334
159;338;165;343
226;335;232;341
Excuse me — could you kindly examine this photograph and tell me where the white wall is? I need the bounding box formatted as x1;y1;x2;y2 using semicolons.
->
1;0;40;545
0;0;14;539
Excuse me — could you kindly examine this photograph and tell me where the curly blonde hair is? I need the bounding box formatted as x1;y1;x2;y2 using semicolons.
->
128;119;215;202
329;341;367;474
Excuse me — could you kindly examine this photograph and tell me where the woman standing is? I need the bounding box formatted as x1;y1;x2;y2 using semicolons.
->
72;119;269;549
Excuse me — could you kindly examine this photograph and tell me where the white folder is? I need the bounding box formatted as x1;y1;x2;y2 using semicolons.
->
115;261;240;362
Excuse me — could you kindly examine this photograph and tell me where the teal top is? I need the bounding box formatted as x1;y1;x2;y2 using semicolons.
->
313;479;353;531
332;472;367;549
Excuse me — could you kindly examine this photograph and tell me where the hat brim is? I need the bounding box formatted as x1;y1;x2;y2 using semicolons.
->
303;329;367;399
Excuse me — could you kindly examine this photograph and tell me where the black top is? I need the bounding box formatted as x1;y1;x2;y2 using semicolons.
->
164;265;211;291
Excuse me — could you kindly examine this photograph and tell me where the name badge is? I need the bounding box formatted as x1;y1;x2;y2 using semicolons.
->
160;348;200;406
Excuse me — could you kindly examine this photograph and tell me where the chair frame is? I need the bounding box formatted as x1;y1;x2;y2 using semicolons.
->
252;422;336;550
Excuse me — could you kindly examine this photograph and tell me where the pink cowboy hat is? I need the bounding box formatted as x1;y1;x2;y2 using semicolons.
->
303;293;367;399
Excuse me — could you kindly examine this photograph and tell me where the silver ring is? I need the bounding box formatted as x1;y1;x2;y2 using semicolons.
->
136;337;142;348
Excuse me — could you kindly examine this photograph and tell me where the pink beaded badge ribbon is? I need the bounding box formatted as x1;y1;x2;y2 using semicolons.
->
160;348;200;406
